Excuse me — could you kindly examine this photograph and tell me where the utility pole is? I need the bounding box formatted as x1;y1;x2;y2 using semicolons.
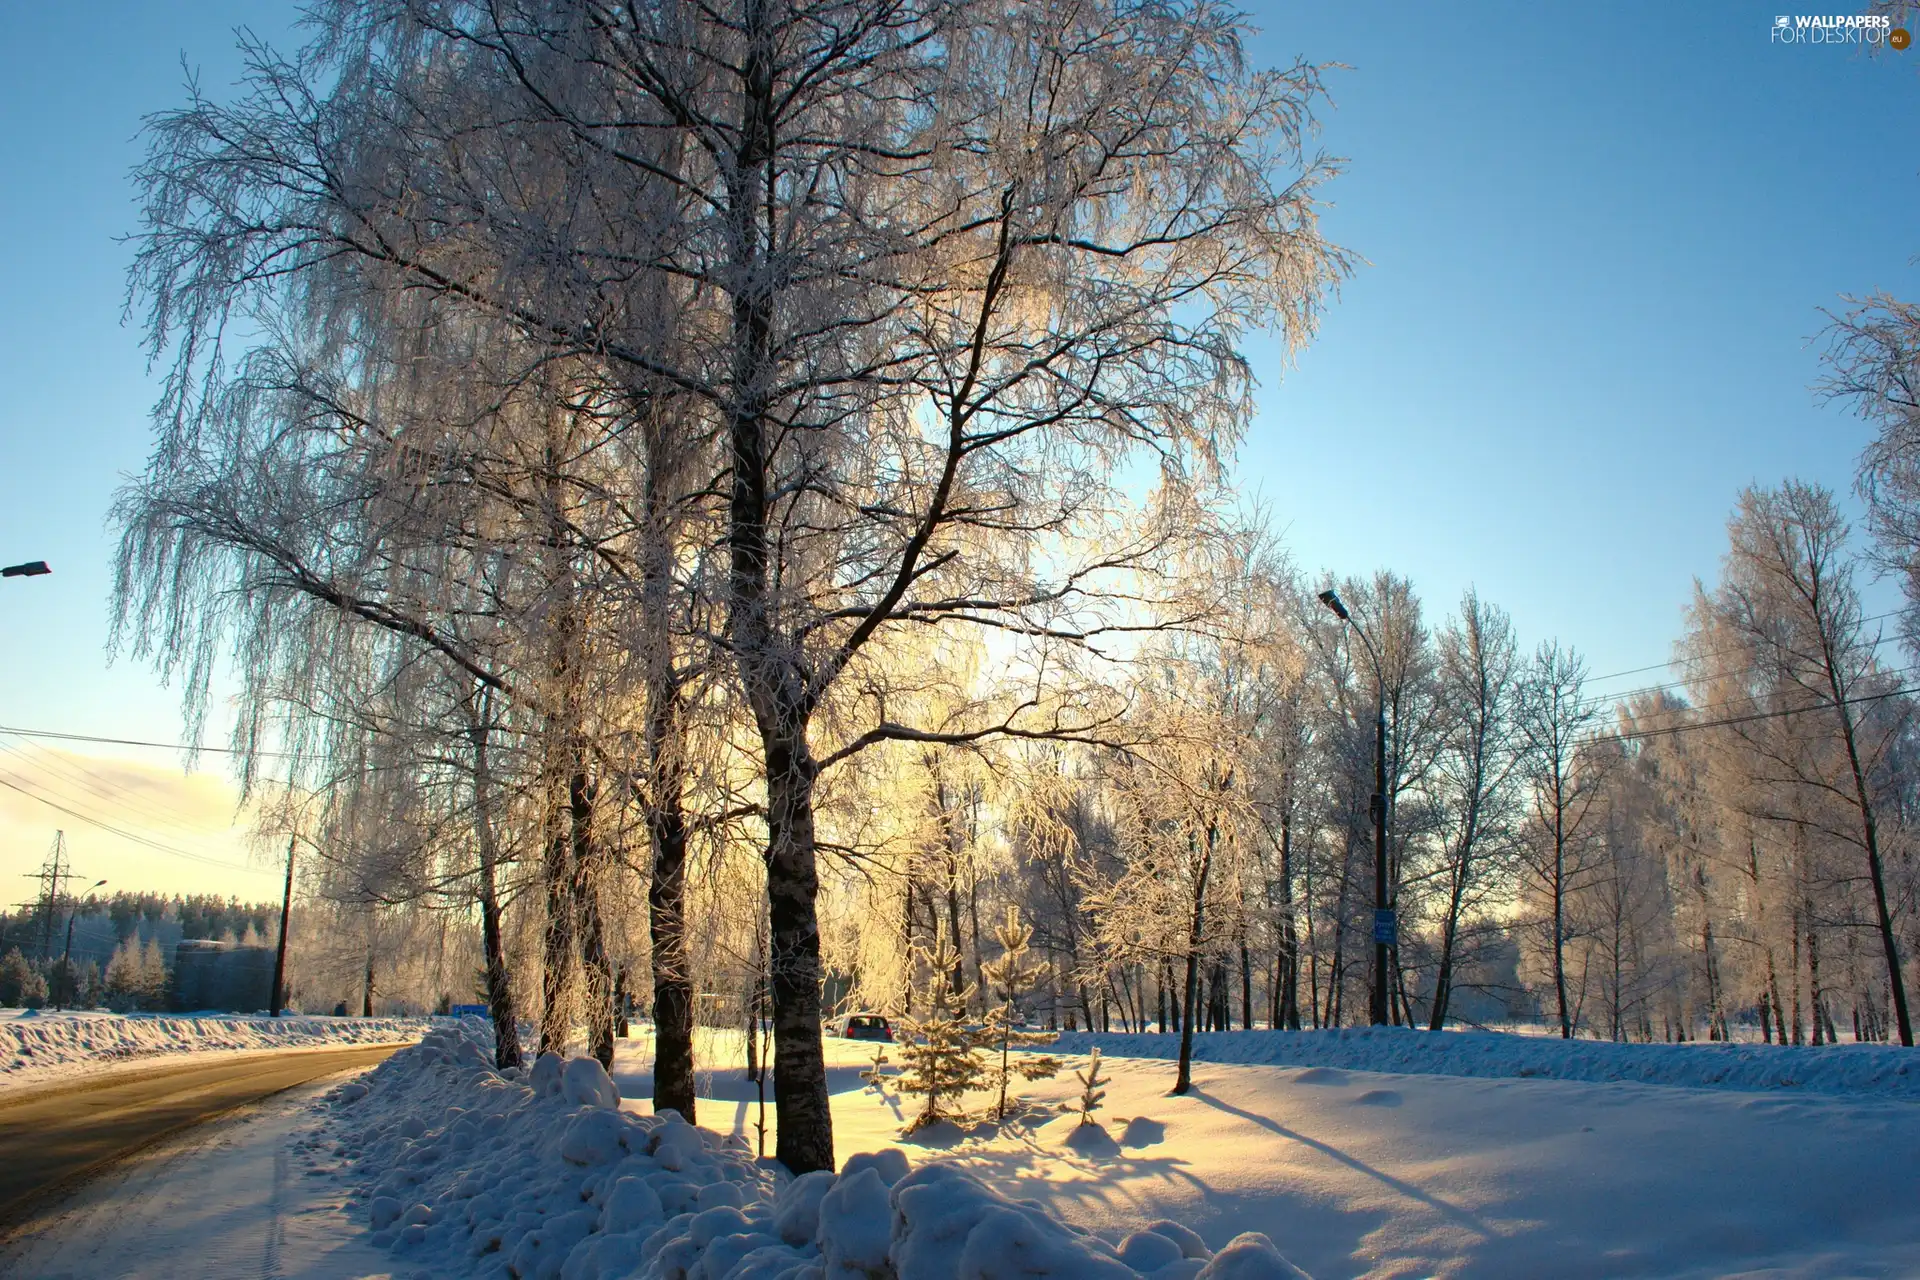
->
1318;590;1394;1027
270;835;296;1016
1372;692;1390;1025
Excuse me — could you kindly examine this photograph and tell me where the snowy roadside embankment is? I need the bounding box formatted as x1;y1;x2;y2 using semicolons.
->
0;1010;431;1087
1050;1025;1920;1098
319;1025;1313;1280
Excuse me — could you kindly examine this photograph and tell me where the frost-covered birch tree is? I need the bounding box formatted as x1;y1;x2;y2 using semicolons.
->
121;0;1347;1174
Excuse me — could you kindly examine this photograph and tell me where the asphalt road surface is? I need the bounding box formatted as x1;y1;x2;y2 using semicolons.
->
0;1044;402;1236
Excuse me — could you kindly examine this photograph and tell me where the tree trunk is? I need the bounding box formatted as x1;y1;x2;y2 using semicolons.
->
1173;826;1216;1095
640;408;697;1116
468;698;522;1070
945;867;966;1000
1789;890;1806;1046
968;872;985;1015
1829;687;1914;1044
1278;791;1301;1030
647;750;696;1118
1807;906;1825;1047
1429;791;1481;1031
540;772;576;1055
763;731;833;1173
1244;940;1259;1028
1328;829;1354;1028
570;767;615;1070
718;0;834;1174
1429;878;1464;1031
1701;913;1725;1042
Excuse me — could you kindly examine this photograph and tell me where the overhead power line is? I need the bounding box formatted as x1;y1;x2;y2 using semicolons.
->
1582;607;1906;686
1572;626;1907;716
0;723;296;757
0;774;264;874
0;742;222;843
1596;678;1920;748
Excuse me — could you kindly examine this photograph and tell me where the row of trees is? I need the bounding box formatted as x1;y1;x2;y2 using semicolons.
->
0;938;170;1011
831;477;1918;1092
107;0;1920;1174
0;894;280;958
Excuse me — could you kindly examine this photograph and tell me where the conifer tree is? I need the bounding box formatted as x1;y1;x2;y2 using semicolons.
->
104;938;139;1008
79;960;103;1010
895;937;987;1133
105;937;155;1009
19;966;48;1009
980;907;1062;1120
1074;1048;1110;1127
0;948;32;1007
139;937;170;1010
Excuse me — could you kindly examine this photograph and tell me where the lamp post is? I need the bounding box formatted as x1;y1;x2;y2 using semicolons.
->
2;561;52;579
1317;589;1392;1027
57;879;107;1011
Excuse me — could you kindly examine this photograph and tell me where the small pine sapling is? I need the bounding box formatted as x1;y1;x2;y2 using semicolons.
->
894;937;987;1133
862;1043;892;1093
980;906;1061;1120
1074;1047;1109;1127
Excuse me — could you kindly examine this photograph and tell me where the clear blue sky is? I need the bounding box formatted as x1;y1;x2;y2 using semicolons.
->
0;2;1915;895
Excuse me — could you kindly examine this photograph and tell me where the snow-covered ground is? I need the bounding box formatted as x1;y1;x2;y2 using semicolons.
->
19;1023;1920;1279
1049;1025;1920;1100
612;1028;1920;1279
0;1009;432;1089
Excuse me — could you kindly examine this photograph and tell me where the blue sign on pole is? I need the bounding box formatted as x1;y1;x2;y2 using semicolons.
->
1372;909;1398;947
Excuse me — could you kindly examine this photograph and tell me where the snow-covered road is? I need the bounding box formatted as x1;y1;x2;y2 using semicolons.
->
0;1076;396;1280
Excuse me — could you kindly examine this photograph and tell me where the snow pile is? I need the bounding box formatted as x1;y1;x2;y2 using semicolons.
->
321;1025;1315;1279
1050;1025;1920;1099
0;1009;431;1085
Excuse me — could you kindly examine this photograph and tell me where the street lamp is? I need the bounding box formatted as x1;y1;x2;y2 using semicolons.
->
2;561;52;579
57;879;107;1011
1317;589;1393;1027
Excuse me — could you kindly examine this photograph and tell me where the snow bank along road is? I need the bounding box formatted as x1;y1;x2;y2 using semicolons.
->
0;1043;404;1236
0;1011;433;1089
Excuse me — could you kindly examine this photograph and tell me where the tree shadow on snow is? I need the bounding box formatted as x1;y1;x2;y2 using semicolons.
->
1063;1122;1119;1156
1182;1085;1495;1241
611;1064;875;1106
928;1125;1389;1278
901;1118;968;1149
